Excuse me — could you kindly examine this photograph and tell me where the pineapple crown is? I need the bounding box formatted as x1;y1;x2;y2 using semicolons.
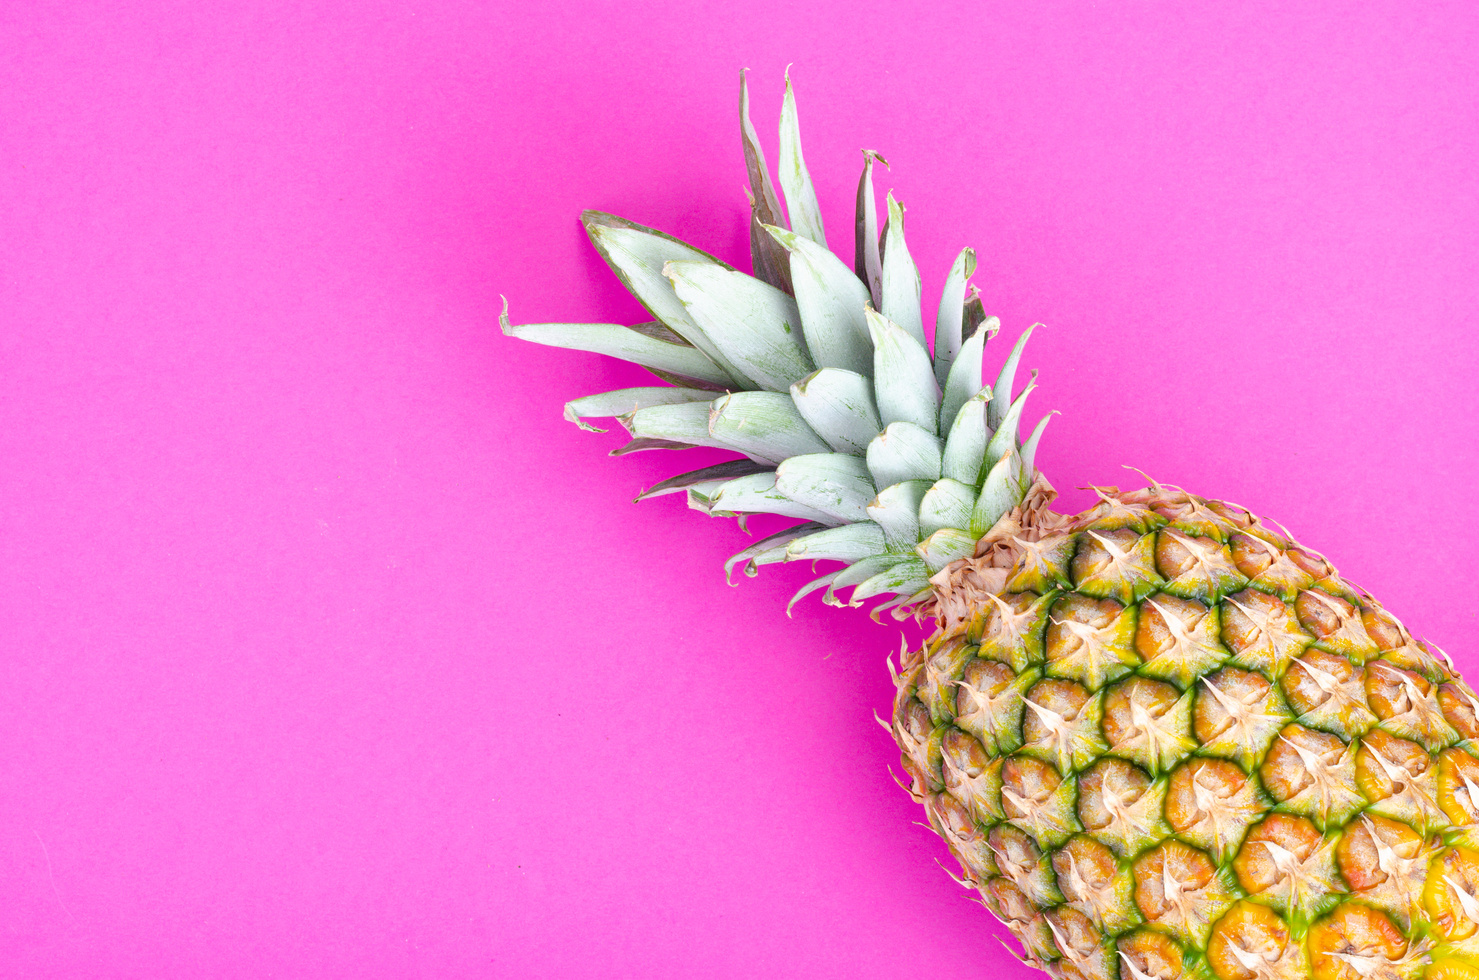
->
501;69;1050;617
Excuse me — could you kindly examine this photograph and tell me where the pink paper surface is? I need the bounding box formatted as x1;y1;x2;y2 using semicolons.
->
2;2;1476;976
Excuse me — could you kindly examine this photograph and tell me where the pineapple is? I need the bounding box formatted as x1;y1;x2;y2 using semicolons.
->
502;71;1479;980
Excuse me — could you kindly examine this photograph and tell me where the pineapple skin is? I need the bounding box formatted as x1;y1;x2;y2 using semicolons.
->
894;483;1479;980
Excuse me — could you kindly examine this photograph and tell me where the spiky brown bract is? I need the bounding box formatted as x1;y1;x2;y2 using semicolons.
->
900;481;1479;980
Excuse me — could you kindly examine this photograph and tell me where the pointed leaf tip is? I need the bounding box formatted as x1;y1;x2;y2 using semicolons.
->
984;371;1037;470
778;67;826;248
854;150;889;309
1021;410;1057;475
740;68;792;294
987;322;1040;431
566;387;717;435
880;192;925;348
723;522;827;585
501;319;735;389
579;212;750;386
636;459;773;501
932;247;977;388
788;572;841;616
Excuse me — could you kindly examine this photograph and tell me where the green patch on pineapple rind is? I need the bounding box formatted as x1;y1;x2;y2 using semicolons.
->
501;74;1048;615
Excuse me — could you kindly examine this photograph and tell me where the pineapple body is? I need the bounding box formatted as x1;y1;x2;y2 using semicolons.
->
895;484;1479;980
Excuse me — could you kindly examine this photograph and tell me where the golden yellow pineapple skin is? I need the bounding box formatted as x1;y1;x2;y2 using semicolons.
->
891;484;1479;980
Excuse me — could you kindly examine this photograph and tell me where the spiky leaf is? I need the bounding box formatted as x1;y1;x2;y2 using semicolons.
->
637;459;772;500
777;69;826;248
698;473;842;524
933;247;976;387
580;213;748;386
867;480;929;552
565;387;717;433
854;151;886;308
866;309;940;435
738;69;792;294
866;422;942;489
880;193;925;347
709;391;830;461
765;224;873;377
774;453;877;524
785;522;886;563
789;368;881;456
664;261;813;393
500;311;733;390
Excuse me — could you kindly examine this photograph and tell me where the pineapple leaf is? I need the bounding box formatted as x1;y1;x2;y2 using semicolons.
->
682;480;733;510
774;453;878;524
564;387;716;433
940;391;990;485
853;150;886;309
580;213;749;387
764;224;873;376
625;320;692;345
749;213;794;299
988;322;1040;431
499;303;734;389
620;401;733;452
610;437;702;455
867;480;929;552
970;451;1022;538
984;373;1037;470
1021;411;1057;476
880;193;926;348
636;459;772;501
638;365;732;392
709;391;831;462
932;247;977;387
916;527;976;573
918;479;976;537
962;289;994;342
866;422;942;489
788;572;841;615
699;473;844;525
777;68;826;248
789;368;881;456
784;522;886;563
723;522;828;582
939;319;993;431
827;554;908;598
869;589;930;622
866;308;940;435
663;260;814;393
738;68;792;294
851;557;930;602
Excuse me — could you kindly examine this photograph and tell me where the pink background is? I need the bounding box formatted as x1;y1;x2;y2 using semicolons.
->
2;2;1476;976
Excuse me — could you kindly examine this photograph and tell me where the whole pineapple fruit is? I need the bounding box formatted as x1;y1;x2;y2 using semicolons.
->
502;72;1479;980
